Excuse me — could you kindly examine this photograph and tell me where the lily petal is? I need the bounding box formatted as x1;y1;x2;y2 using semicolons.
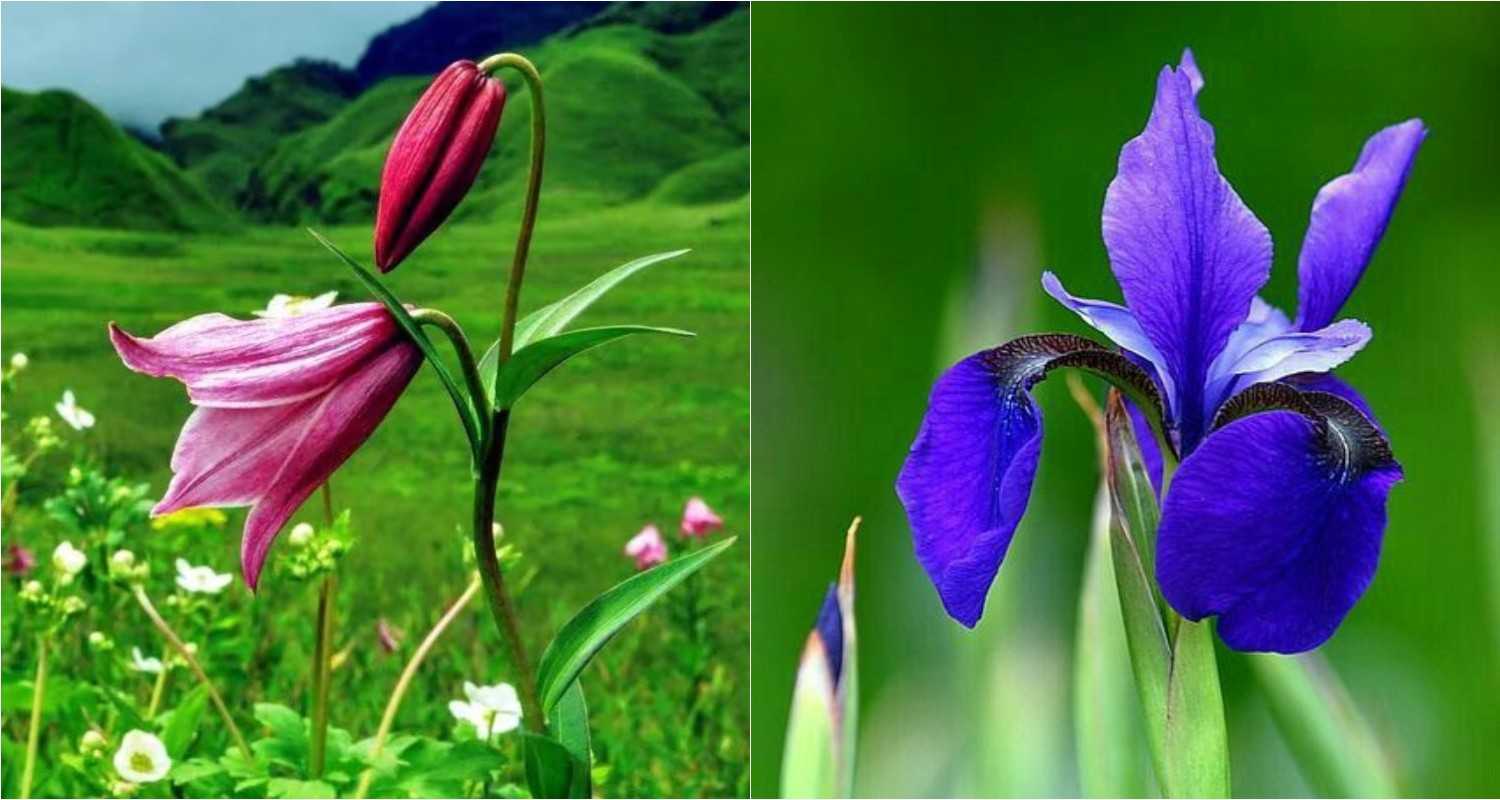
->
240;342;422;588
1296;120;1426;331
1157;398;1401;653
1103;62;1273;449
109;304;399;408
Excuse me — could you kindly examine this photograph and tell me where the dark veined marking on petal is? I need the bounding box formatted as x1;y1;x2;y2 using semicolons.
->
1211;383;1396;482
978;333;1175;461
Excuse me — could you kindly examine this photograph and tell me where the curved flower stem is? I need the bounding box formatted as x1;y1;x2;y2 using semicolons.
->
353;576;482;800
19;635;46;800
477;51;545;372
133;585;252;759
413;309;491;435
473;413;545;732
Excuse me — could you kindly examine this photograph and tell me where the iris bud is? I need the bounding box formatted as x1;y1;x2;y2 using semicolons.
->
374;60;506;272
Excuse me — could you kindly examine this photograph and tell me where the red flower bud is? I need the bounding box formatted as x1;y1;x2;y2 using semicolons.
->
374;60;506;272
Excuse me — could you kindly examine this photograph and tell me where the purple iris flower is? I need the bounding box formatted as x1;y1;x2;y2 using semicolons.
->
896;50;1423;653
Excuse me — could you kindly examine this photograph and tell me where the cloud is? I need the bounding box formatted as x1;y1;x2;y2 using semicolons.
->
0;1;430;130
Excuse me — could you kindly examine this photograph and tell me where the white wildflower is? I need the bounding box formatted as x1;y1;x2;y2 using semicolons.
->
129;647;164;675
448;681;523;740
55;390;95;431
288;522;316;547
112;730;170;783
52;541;88;579
174;558;232;594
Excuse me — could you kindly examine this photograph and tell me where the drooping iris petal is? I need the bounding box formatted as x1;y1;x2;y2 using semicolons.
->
1207;318;1372;414
897;335;1165;626
897;351;1043;627
1296;120;1426;331
1102;63;1273;449
109;304;400;408
1285;372;1381;431
1042;271;1177;414
1156;400;1402;653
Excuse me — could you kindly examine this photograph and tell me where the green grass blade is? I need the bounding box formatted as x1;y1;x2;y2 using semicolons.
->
1164;619;1230;798
494;325;694;409
1075;486;1152;797
535;536;736;712
513;250;690;350
306;229;481;454
548;680;593;798
1250;653;1397;796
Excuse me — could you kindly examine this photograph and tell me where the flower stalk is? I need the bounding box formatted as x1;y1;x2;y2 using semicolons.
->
309;573;336;777
146;666;169;718
19;635;46;800
133;585;251;759
354;576;482;800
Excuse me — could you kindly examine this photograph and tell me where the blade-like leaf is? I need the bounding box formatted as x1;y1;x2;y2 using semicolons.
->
1250;653;1397;796
536;537;736;712
833;519;859;798
516;250;689;349
1164;619;1230;798
522;732;576;799
307;229;481;453
494;325;693;409
160;685;210;757
548;681;592;798
1075;486;1152;797
1104;391;1173;788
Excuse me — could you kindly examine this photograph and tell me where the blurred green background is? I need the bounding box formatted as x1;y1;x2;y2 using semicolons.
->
750;4;1500;797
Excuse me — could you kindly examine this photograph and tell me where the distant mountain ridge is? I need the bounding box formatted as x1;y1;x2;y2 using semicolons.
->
0;2;746;230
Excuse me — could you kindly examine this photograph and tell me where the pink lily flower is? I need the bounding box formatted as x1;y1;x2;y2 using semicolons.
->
624;524;668;570
680;496;723;538
109;303;422;589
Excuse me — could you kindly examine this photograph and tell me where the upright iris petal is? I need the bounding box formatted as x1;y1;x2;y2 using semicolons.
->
1296;120;1427;332
1102;60;1273;449
109;303;422;588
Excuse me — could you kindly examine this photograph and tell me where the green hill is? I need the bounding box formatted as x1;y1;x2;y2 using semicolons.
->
241;7;748;224
158;60;361;207
0;88;225;231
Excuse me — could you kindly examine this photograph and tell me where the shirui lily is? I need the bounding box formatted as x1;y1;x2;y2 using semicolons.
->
896;50;1422;653
624;524;668;570
680;496;724;538
109;302;422;589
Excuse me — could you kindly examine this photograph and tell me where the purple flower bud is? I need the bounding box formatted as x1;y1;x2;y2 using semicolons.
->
374;60;506;272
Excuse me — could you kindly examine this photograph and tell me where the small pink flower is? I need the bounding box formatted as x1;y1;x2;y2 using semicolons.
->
4;544;36;576
377;618;404;653
624;524;668;570
374;60;506;272
680;496;723;538
109;303;422;589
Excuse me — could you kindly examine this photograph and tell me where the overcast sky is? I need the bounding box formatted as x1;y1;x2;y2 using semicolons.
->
1;1;430;130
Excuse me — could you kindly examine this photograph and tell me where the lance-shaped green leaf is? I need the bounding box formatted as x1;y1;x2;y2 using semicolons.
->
307;229;481;453
1103;391;1173;789
1250;652;1397;796
522;732;576;799
1075;485;1152;797
1164;619;1230;798
547;680;593;799
515;249;689;349
493;325;693;409
535;537;736;712
782;518;859;798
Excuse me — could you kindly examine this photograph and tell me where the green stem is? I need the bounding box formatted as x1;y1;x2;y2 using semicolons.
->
477;51;546;372
133;585;251;759
310;481;337;778
147;666;169;719
20;635;46;800
309;574;336;777
354;577;483;800
473;413;545;732
413;309;491;436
